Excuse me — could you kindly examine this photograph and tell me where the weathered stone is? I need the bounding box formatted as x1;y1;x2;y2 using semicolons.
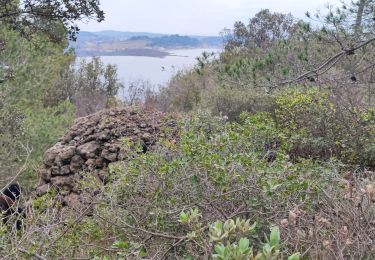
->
40;169;52;182
81;135;96;143
60;165;71;175
60;133;75;143
55;146;76;166
85;159;96;170
107;122;116;129
36;184;50;196
63;193;82;210
98;130;110;141
108;143;120;153
43;145;61;166
36;107;180;211
142;133;152;143
68;140;77;146
70;155;84;172
101;149;118;162
59;146;76;160
83;158;104;170
83;128;94;136
51;176;74;188
77;141;100;159
50;165;71;176
95;158;104;168
51;166;60;176
38;178;48;186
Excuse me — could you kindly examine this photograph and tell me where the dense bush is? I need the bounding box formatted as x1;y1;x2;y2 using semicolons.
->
48;57;122;117
157;73;374;167
2;112;374;259
274;87;375;167
0;102;27;181
156;63;274;121
154;6;375;168
0;24;76;188
0;25;122;188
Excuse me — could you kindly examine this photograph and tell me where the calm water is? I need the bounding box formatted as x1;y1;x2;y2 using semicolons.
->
96;48;220;99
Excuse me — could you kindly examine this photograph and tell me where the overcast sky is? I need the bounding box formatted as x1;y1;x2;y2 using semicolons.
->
78;0;342;36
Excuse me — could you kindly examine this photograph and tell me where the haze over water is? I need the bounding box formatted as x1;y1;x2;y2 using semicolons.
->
97;48;220;99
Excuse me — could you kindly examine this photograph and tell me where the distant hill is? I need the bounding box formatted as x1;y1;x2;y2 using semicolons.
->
148;35;200;48
70;30;223;57
75;30;166;42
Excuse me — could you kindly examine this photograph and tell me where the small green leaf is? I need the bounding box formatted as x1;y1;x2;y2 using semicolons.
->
269;226;280;247
288;252;301;260
238;237;250;252
179;211;189;223
263;243;272;254
112;240;129;250
214;244;226;255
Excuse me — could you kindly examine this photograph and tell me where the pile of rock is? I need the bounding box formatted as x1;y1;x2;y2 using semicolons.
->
36;107;178;210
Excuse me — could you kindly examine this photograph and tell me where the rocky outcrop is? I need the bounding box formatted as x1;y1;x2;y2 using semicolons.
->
36;107;178;210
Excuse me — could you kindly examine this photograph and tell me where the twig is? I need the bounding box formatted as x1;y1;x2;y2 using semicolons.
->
159;238;185;260
95;213;185;240
1;145;31;191
277;36;375;87
43;202;94;253
18;248;48;260
202;198;228;219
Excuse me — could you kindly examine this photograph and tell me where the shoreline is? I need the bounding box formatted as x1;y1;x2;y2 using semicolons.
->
77;48;171;58
76;47;221;58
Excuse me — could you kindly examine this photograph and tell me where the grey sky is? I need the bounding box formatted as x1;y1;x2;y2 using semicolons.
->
78;0;341;36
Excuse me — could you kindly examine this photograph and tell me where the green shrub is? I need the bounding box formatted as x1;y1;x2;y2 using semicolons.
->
3;112;374;259
211;223;300;260
274;87;375;167
0;25;76;188
203;88;274;121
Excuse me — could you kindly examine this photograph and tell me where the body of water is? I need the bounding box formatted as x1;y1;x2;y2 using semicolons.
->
96;48;220;99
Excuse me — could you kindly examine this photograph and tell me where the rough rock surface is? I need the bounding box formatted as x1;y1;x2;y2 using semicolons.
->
36;107;179;210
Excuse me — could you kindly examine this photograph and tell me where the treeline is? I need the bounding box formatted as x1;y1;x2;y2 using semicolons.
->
131;34;222;48
0;1;121;189
148;35;200;48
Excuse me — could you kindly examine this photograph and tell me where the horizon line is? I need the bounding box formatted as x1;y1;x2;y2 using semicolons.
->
78;29;221;38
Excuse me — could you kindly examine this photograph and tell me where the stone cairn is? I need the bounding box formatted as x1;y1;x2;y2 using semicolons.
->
36;107;179;210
